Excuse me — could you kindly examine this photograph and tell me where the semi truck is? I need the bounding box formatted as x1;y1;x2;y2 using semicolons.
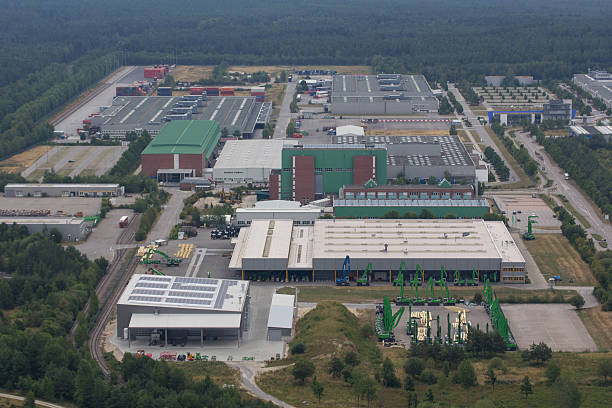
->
564;173;569;180
119;215;129;228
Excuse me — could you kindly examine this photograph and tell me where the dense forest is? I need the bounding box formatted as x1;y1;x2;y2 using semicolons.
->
1;0;612;159
0;224;273;407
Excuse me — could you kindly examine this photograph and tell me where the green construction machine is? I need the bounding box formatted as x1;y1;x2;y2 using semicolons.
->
523;215;538;240
140;248;182;266
482;278;517;350
454;269;479;286
148;267;166;276
426;277;441;306
357;262;371;286
375;296;404;342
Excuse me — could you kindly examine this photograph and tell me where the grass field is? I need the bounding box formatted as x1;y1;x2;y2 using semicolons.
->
578;306;612;351
172;361;240;387
524;234;596;285
265;83;286;107
257;302;612;408
173;65;371;82
278;285;578;304
0;145;53;174
484;127;535;189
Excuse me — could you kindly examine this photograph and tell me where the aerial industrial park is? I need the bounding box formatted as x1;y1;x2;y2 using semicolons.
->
2;3;612;406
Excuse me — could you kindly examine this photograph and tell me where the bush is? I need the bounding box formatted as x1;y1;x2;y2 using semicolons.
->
345;350;360;367
404;357;425;378
382;358;401;388
291;342;306;354
292;358;315;383
420;370;438;385
328;357;344;378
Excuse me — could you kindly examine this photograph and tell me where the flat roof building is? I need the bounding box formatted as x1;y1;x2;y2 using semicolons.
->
569;125;612;142
116;275;250;345
4;183;123;198
141;120;221;181
230;219;526;283
333;134;476;182
333;198;489;219
331;74;439;114
0;217;93;241
267;293;295;341
200;96;271;138
213;139;296;184
236;200;324;226
573;70;612;107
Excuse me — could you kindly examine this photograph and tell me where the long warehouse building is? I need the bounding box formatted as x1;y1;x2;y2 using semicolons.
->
230;219;526;283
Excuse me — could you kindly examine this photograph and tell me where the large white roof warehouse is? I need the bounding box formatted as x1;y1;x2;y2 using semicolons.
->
213;139;297;183
116;275;250;343
230;219;527;283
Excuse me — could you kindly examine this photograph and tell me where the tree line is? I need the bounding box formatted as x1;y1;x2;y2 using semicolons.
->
484;146;510;181
491;123;539;177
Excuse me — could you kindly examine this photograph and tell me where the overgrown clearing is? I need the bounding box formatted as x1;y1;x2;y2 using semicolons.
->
172;361;240;387
578;306;612;351
172;65;371;82
277;285;578;304
0;145;52;174
524;234;596;285
257;301;612;408
265;83;286;107
485;127;535;189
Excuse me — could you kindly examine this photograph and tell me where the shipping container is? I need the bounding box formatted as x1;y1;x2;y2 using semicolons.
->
158;87;172;96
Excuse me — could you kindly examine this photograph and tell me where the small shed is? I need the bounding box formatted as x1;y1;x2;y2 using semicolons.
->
267;294;295;341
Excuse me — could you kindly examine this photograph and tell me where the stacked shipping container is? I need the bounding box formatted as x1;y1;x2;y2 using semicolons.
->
157;87;172;96
144;66;167;79
251;86;265;102
116;81;152;97
220;87;235;96
206;87;220;96
190;86;205;95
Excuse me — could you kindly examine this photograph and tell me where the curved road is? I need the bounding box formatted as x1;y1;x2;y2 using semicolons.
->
228;363;296;408
0;392;67;408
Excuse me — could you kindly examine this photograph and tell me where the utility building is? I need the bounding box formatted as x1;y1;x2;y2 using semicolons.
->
141;120;221;181
271;144;387;203
116;275;249;346
267;294;295;341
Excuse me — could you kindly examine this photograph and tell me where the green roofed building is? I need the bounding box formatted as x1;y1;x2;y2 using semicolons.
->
141;120;221;181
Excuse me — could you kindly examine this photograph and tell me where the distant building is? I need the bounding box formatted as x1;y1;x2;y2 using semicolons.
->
141;120;221;182
569;125;612;142
487;100;574;126
485;75;536;86
339;179;474;200
4;183;123;197
0;217;93;241
573;69;612;107
235;200;323;226
542;99;572;123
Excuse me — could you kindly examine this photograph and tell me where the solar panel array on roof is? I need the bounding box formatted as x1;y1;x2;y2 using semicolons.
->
165;298;212;306
135;282;169;289
171;283;216;291
132;289;166;296
139;276;172;282
175;277;219;285
129;295;163;303
168;291;214;299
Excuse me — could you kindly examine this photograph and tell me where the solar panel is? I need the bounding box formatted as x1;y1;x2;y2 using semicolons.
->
132;289;166;296
139;276;171;282
135;282;169;289
171;283;216;291
165;298;211;306
168;291;213;299
128;296;162;303
175;277;218;285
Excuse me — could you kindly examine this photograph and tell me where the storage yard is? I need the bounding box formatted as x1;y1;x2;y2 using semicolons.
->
21;145;128;181
199;96;271;138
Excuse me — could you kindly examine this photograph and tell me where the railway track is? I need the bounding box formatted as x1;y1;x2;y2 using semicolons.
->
73;214;141;377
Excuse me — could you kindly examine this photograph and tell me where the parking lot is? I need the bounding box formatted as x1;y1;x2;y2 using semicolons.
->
502;303;597;352
0;196;101;217
75;209;135;260
22;145;127;181
491;194;561;232
394;303;492;346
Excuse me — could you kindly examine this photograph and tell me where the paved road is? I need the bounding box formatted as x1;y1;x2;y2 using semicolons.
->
514;130;612;244
21;146;62;178
148;188;192;241
0;392;67;408
447;84;519;183
273;82;296;139
555;286;598;308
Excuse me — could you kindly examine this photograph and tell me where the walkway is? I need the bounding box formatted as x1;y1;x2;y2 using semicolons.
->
273;82;297;139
